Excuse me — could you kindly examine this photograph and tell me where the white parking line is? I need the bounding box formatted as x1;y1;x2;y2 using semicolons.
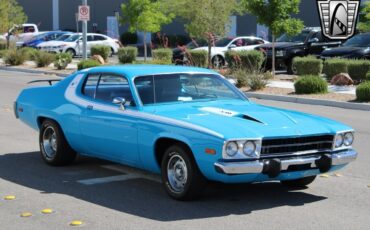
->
77;164;161;185
77;174;140;185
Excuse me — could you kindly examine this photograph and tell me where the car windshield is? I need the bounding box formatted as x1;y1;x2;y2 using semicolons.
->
277;31;311;43
55;34;71;41
134;74;244;105
214;38;233;47
342;34;370;47
65;34;81;42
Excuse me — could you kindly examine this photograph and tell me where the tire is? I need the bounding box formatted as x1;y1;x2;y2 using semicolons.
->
66;49;76;57
161;144;206;200
212;55;225;68
110;47;114;57
280;176;316;188
39;119;77;166
287;59;297;75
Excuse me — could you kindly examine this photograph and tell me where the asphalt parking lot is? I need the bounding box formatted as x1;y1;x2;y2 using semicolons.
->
0;70;369;230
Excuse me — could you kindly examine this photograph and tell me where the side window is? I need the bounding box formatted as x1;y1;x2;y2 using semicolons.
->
248;39;264;45
95;74;134;105
82;74;100;99
87;35;94;42
94;35;107;41
134;76;154;105
232;39;245;46
311;32;324;42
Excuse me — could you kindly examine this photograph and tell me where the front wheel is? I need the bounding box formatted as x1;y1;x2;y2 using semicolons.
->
280;176;316;188
39;119;77;166
161;145;206;200
212;55;225;68
287;59;297;75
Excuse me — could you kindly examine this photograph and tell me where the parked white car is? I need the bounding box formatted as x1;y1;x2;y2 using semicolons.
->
1;24;40;42
37;33;121;56
192;36;269;67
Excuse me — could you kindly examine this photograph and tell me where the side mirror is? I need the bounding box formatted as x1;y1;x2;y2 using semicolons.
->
308;38;319;43
112;97;126;110
229;44;237;49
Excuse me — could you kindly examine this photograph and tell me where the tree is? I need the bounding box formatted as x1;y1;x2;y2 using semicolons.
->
242;0;304;76
120;0;175;61
0;0;27;48
358;2;370;32
162;0;241;68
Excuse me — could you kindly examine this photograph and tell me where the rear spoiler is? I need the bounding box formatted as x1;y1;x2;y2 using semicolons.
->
27;79;61;86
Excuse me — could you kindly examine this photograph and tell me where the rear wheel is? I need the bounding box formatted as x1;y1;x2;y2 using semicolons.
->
161;145;206;200
212;55;225;68
39;119;77;166
280;176;316;188
287;58;297;75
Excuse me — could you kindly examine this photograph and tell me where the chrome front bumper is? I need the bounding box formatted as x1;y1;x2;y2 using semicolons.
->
214;149;357;176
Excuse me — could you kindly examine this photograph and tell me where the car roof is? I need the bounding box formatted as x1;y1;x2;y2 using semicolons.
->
79;65;217;79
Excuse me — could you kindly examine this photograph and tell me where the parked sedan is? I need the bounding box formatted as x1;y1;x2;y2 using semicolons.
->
192;36;268;67
37;33;121;56
320;33;370;59
172;39;208;64
21;31;72;48
15;65;357;200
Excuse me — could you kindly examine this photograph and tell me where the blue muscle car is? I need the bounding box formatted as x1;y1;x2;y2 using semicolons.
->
15;65;357;200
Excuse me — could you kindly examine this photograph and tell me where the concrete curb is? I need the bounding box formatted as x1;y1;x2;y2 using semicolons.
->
0;66;71;77
245;92;370;111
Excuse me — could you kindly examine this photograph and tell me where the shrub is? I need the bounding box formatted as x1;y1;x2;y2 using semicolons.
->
225;50;265;71
152;48;172;64
356;81;370;102
20;47;38;61
232;68;270;90
4;49;26;65
294;75;328;94
0;40;7;50
91;45;111;61
188;50;208;67
0;49;7;58
77;59;101;70
120;32;138;45
54;53;73;70
366;72;370;81
347;60;370;82
33;51;55;67
292;56;323;75
118;46;138;64
322;59;347;79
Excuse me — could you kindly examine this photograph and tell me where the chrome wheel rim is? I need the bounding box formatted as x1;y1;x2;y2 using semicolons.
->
42;127;57;159
167;154;188;193
213;56;223;68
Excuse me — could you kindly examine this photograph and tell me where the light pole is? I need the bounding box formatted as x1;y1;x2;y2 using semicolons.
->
82;0;88;60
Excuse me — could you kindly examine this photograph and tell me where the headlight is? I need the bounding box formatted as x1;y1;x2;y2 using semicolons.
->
343;132;354;146
243;141;256;157
333;131;354;149
225;141;238;157
334;134;344;148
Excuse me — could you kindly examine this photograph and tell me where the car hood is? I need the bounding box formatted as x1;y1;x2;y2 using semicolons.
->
143;100;350;139
257;42;304;50
321;46;368;57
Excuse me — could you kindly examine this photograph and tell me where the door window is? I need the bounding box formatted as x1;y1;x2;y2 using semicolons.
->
82;74;135;106
87;35;94;42
93;35;107;41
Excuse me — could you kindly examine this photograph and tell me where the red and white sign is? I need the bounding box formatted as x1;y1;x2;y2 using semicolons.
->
78;5;90;21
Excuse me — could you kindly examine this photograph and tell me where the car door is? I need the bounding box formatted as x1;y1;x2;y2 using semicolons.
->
308;32;342;56
79;73;139;164
86;35;94;55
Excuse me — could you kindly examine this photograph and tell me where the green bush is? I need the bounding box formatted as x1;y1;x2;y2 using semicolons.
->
33;51;55;67
225;50;265;71
4;49;26;65
189;50;208;67
77;59;101;70
0;49;7;58
347;60;370;82
366;72;370;81
120;32;138;45
54;53;72;70
232;68;270;90
118;47;138;64
152;48;172;64
91;45;111;61
292;56;323;75
323;59;348;79
0;40;7;50
356;81;370;102
20;47;38;61
294;75;328;94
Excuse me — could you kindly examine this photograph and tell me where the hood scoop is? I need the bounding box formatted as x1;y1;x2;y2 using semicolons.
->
199;107;264;124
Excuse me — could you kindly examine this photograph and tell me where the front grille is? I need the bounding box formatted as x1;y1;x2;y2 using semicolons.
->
261;135;334;156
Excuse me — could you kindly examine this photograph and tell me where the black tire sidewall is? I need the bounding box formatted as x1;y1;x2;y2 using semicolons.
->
161;145;198;200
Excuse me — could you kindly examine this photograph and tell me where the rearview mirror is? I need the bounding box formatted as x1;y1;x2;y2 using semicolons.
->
112;97;126;110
